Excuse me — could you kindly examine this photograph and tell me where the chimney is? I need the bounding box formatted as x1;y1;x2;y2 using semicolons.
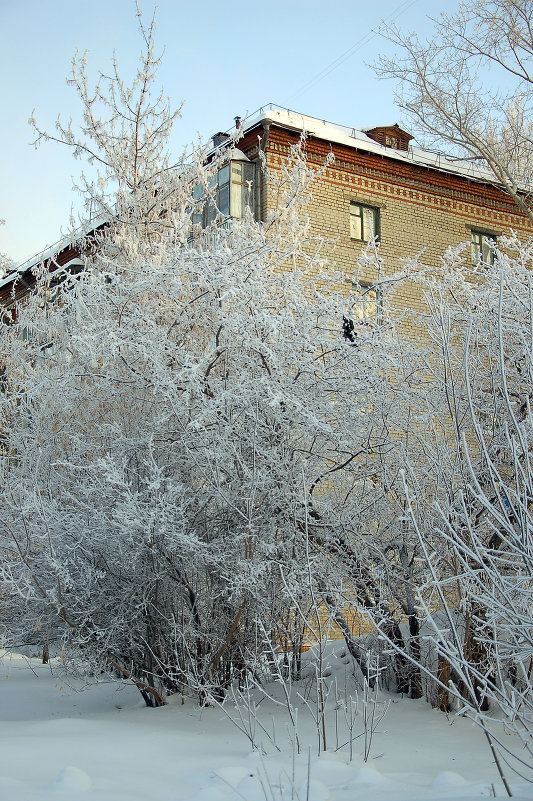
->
234;116;242;130
212;131;230;148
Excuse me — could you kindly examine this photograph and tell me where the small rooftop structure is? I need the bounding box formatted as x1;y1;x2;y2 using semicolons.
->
364;124;413;152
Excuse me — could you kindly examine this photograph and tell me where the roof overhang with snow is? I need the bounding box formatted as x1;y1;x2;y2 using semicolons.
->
237;106;496;185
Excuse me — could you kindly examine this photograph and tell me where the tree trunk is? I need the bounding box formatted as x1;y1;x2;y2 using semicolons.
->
408;613;424;699
436;651;452;712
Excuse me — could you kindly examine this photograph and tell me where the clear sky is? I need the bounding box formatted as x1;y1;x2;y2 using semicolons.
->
1;0;457;264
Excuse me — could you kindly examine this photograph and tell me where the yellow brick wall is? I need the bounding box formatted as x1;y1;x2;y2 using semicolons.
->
260;138;532;338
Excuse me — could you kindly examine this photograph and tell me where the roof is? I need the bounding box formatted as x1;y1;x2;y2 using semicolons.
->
1;216;105;293
0;234;76;291
240;106;496;185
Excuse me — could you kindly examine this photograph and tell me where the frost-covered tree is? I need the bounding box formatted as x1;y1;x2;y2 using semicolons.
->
303;250;429;698
17;1;533;722
376;0;533;222
353;238;533;790
0;132;403;704
321;233;533;721
0;220;15;279
29;5;207;262
3;4;407;705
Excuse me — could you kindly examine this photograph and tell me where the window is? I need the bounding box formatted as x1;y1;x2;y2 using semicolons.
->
230;160;255;219
350;202;379;242
353;283;381;324
471;230;496;267
203;170;225;226
344;283;381;342
192;158;255;229
216;164;231;217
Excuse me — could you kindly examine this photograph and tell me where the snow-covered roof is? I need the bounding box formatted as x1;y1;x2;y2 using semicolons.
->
226;147;250;162
2;216;106;291
0;236;72;292
241;106;496;185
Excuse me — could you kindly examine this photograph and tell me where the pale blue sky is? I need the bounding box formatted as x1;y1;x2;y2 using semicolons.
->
1;0;456;263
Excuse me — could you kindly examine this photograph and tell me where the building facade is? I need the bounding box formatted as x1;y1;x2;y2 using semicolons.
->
238;107;532;328
2;105;531;314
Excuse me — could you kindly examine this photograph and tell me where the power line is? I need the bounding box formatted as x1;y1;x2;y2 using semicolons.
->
290;0;418;101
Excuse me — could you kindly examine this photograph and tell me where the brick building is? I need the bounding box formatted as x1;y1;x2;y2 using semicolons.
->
2;105;531;314
237;107;532;326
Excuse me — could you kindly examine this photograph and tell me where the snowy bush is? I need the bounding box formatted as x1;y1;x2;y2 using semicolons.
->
0;132;403;704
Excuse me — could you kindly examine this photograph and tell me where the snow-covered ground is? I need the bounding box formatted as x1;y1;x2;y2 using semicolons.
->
1;649;532;801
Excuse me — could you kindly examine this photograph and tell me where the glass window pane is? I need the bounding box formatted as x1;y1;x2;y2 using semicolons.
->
482;236;493;264
218;183;230;215
241;183;253;215
243;163;255;184
353;285;379;321
363;207;376;241
231;163;243;181
206;200;217;224
471;231;481;263
218;164;230;186
350;205;362;239
471;230;496;266
350;203;378;242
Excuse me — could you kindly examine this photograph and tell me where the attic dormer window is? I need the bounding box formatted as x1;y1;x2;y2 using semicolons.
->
365;124;413;152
